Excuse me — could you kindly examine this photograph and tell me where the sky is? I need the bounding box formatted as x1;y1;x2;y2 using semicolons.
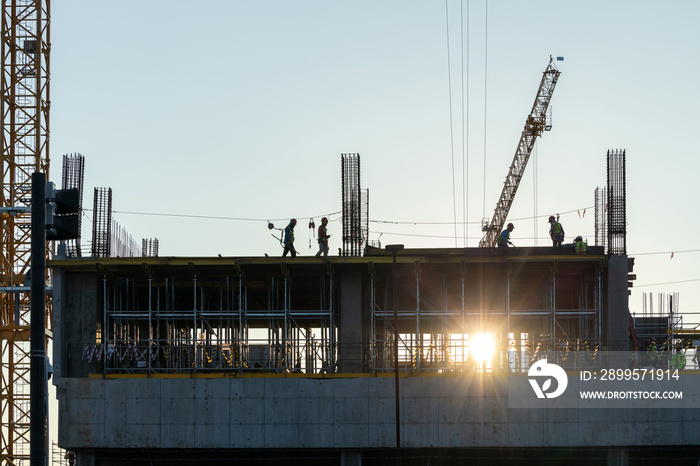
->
49;1;700;318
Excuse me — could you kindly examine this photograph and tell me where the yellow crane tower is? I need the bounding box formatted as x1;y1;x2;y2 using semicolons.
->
479;56;561;248
0;1;51;464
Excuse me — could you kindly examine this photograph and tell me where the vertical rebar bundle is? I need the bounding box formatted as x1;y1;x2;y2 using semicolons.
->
594;186;607;250
142;238;159;257
341;154;363;256
61;153;85;257
111;220;140;257
92;187;112;258
606;149;626;255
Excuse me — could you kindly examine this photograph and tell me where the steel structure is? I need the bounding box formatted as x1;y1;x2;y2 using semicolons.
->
141;238;159;258
479;57;561;247
83;262;336;376
369;257;603;373
607;149;626;255
594;186;607;250
91;187;112;258
60;154;84;258
341;153;365;256
0;0;50;464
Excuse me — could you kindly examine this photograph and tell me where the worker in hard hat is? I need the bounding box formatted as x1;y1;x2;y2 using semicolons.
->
644;337;659;368
282;219;298;257
548;216;565;250
574;236;588;254
671;343;686;370
315;217;331;258
498;223;515;255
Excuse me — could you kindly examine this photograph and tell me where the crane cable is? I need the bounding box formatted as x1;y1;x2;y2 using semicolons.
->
481;0;488;222
445;0;458;247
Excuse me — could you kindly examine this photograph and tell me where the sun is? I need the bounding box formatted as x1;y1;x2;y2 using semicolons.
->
470;332;495;364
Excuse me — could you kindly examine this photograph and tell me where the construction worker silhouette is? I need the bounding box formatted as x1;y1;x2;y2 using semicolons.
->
498;223;515;255
283;219;298;257
315;217;331;258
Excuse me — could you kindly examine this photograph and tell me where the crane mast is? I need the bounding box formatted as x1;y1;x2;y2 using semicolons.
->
479;57;560;248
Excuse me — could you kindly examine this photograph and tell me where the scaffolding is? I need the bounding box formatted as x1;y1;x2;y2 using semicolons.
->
86;264;337;375
369;259;604;373
65;252;609;376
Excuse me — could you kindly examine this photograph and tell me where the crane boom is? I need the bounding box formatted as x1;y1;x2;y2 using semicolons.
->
479;57;561;248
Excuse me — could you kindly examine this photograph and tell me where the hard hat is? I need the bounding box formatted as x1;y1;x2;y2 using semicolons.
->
507;223;514;229
575;236;583;242
290;218;297;225
548;216;555;222
322;217;328;223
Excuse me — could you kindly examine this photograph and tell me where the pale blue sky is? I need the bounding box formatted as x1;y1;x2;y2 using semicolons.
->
50;1;700;316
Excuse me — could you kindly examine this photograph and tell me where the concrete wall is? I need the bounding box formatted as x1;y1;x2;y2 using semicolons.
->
57;373;700;451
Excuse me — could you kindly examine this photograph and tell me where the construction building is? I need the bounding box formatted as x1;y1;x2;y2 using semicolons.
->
49;243;700;465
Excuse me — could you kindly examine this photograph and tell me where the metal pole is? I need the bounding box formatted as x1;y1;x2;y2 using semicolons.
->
393;253;400;451
30;172;47;466
386;244;404;459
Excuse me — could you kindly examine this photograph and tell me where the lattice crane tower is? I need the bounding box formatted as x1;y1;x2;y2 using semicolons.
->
479;57;560;248
0;1;50;464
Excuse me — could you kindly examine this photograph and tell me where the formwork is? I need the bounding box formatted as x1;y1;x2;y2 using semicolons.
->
52;246;609;378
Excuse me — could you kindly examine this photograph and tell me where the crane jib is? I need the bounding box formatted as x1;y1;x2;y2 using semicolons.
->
479;58;561;248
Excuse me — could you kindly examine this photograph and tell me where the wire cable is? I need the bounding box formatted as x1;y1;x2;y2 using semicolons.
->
462;0;469;247
92;209;342;224
481;0;488;221
445;0;458;247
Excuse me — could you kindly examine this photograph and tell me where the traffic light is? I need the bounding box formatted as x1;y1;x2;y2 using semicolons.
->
46;182;80;240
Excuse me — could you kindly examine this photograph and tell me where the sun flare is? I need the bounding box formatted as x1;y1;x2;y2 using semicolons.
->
470;333;495;363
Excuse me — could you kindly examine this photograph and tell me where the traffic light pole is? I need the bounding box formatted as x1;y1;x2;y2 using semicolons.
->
30;172;47;466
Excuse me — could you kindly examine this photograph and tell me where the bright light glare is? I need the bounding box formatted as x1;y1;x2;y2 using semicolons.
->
470;333;495;363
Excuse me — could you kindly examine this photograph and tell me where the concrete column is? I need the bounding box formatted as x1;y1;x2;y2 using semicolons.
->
341;450;362;466
340;269;363;373
606;255;630;352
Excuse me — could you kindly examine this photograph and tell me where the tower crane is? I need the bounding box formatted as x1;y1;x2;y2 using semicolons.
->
479;56;561;248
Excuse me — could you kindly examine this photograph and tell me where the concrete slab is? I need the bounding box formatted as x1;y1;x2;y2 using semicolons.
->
195;396;230;425
125;423;160;448
334;397;369;423
265;397;299;424
195;424;230;448
230;424;265;448
298;423;335;448
264;423;299;448
334;423;368;448
231;398;265;424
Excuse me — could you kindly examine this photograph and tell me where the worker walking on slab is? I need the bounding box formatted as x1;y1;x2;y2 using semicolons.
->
315;217;331;258
548;216;565;250
283;219;298;257
498;223;515;255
